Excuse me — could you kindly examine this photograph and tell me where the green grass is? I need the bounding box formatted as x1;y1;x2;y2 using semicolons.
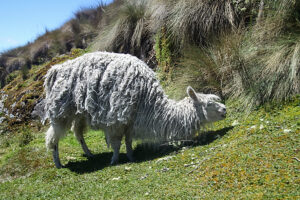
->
0;96;299;199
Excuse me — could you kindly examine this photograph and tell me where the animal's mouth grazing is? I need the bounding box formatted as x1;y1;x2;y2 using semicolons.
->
221;113;226;118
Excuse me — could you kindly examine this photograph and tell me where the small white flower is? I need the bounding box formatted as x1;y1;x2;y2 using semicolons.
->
248;125;256;130
259;124;264;130
66;156;76;160
156;156;174;163
125;166;132;171
283;129;291;133
112;177;121;181
232;120;239;126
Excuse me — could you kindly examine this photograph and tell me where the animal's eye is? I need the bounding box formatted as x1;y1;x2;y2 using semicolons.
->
207;102;214;106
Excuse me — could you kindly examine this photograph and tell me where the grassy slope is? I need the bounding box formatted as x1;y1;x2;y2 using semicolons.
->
0;1;299;199
0;96;299;199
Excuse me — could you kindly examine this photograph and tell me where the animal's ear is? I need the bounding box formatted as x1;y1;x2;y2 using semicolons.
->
187;86;198;102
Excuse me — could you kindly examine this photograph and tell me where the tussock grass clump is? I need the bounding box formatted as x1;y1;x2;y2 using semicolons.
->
74;2;106;28
167;0;237;48
93;0;151;58
211;0;300;109
160;45;220;100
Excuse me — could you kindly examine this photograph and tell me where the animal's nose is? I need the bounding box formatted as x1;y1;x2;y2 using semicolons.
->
223;108;227;114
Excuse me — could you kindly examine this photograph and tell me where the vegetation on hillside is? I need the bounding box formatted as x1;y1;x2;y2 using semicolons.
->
211;0;300;109
0;0;298;131
0;0;299;198
1;0;298;104
0;49;86;133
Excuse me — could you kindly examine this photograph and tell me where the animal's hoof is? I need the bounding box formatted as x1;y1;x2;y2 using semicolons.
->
85;152;94;158
55;163;63;169
54;158;63;169
110;159;119;166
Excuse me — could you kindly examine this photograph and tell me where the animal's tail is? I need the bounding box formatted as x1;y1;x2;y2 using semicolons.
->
44;67;58;93
31;98;46;124
32;66;60;124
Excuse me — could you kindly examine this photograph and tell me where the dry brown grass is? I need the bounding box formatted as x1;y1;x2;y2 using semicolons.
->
209;0;300;109
167;0;237;48
91;0;151;58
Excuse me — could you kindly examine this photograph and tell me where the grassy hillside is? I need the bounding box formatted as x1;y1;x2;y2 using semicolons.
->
0;96;299;199
0;0;299;199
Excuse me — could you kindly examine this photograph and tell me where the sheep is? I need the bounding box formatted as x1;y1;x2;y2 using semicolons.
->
41;52;226;168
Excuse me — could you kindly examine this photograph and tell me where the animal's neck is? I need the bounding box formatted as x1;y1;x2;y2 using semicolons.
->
134;96;206;141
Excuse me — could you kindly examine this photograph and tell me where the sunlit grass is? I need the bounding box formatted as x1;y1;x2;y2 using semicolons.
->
0;96;299;199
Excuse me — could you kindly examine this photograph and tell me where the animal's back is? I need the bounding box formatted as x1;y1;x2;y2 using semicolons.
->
43;52;160;127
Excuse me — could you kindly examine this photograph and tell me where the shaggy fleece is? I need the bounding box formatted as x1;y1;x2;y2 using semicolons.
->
43;52;210;142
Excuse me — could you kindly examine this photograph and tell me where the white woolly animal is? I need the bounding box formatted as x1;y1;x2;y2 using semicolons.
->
42;52;226;168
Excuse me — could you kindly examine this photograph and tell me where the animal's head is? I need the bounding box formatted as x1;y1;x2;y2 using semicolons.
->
186;86;226;123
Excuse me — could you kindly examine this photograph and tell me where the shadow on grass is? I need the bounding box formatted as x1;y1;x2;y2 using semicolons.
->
65;126;233;174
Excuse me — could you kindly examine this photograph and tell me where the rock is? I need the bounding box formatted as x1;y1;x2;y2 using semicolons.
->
11;102;16;109
140;174;149;180
161;167;170;172
0;117;5;123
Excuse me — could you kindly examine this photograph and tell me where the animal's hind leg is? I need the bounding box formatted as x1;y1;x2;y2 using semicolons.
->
125;131;135;162
72;119;93;157
45;125;64;168
52;143;61;169
110;137;122;165
106;127;123;165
